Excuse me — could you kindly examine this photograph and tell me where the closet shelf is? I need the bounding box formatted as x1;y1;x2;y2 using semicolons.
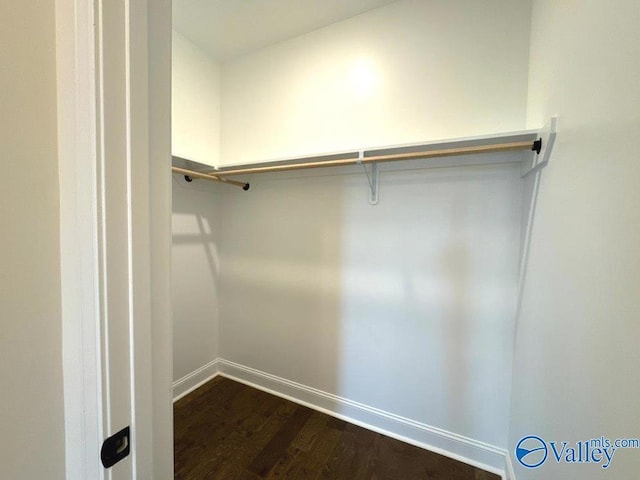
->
172;128;548;191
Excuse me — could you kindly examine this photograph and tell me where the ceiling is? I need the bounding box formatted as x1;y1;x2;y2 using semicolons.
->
173;0;399;62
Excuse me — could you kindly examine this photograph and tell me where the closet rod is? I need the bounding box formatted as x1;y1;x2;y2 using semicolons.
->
210;140;539;177
172;166;250;190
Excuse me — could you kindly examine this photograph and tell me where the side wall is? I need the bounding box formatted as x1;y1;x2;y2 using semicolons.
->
218;158;524;467
172;29;221;167
0;1;65;478
172;178;223;389
508;1;640;479
221;0;532;165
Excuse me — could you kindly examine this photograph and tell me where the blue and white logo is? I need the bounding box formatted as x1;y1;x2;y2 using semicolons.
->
516;435;548;468
515;435;639;469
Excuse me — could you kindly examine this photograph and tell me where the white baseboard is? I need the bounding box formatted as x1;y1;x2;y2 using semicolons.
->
172;358;220;402
505;451;517;480
216;358;507;477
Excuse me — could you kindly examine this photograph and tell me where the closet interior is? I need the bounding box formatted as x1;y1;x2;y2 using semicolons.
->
171;1;555;478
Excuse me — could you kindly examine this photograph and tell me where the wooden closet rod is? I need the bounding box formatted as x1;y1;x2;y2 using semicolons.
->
210;140;539;178
172;166;250;190
172;139;540;189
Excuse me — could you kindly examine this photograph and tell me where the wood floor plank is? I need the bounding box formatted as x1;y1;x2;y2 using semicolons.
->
247;405;313;477
290;411;332;452
174;376;244;436
175;379;284;479
174;377;501;480
265;413;342;480
208;400;299;479
370;433;438;479
320;424;379;480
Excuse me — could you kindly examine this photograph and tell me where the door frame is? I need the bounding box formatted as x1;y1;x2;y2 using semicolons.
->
55;0;172;478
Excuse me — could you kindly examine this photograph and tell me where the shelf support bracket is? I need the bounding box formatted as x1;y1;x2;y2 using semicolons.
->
369;163;379;205
357;150;379;205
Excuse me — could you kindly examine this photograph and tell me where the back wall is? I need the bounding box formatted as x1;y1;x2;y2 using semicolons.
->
218;158;524;456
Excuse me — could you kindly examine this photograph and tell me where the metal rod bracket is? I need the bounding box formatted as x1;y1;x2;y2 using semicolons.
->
522;116;558;178
532;138;542;155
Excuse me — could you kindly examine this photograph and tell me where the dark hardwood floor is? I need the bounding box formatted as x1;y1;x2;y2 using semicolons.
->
174;376;500;480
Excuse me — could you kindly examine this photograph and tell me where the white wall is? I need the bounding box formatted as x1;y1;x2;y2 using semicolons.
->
221;0;532;165
0;1;65;478
509;1;640;479
172;29;221;167
172;177;222;381
218;159;524;451
171;31;224;385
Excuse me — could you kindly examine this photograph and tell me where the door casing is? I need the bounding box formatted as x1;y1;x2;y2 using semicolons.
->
55;0;172;478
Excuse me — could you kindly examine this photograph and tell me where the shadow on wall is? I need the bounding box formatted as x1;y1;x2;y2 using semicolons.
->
334;163;520;446
217;173;346;396
171;175;224;381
